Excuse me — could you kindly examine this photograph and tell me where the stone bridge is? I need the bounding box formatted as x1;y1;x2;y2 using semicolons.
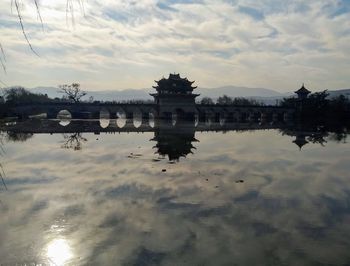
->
3;102;294;123
2;118;291;134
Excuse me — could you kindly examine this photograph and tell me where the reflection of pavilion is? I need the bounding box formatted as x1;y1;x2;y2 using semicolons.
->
282;124;330;150
293;134;309;150
151;121;198;161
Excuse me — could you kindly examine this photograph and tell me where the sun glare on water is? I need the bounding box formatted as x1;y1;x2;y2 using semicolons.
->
47;238;73;265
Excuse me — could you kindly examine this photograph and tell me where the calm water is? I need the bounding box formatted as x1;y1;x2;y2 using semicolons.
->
1;119;350;265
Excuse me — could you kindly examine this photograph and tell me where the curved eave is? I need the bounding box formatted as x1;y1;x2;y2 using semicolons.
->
294;90;311;95
150;93;200;98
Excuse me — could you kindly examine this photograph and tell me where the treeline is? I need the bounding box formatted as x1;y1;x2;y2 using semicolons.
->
1;85;90;104
0;86;155;105
198;95;264;106
1;87;265;106
280;90;350;120
1;87;54;104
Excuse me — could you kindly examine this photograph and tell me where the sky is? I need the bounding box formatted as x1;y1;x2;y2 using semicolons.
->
0;0;349;92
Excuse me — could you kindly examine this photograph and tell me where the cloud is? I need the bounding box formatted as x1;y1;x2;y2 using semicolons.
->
0;0;349;91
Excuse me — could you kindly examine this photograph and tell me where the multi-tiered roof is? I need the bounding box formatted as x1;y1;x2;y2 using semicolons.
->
295;84;311;99
151;73;199;97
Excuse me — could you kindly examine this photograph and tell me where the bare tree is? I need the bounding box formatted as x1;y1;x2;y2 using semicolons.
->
0;43;6;87
59;83;87;103
0;43;6;73
10;0;85;56
0;0;85;75
12;0;41;56
61;132;87;150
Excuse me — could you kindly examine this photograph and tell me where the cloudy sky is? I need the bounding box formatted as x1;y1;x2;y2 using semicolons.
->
0;0;349;92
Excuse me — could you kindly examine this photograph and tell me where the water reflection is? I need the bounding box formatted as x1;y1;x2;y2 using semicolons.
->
149;112;155;128
219;114;226;126
57;110;72;127
5;132;33;142
99;108;110;129
172;113;177;126
194;113;199;127
116;108;126;128
2;119;350;154
61;133;87;150
1;119;350;265
133;109;142;128
152;122;198;161
46;238;73;265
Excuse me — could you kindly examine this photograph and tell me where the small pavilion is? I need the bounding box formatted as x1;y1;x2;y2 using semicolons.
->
295;84;311;100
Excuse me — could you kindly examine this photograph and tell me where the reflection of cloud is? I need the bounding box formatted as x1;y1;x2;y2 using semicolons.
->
47;238;73;266
1;130;350;264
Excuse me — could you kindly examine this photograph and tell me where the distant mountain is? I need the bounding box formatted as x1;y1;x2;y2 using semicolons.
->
30;87;151;101
29;87;61;98
29;85;285;101
199;86;284;98
327;89;350;98
27;86;350;105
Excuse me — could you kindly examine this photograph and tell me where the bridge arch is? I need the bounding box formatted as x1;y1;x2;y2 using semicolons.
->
149;108;157;128
133;107;142;128
172;110;177;126
218;111;226;126
57;109;72;126
194;113;199;127
116;107;126;128
100;108;110;128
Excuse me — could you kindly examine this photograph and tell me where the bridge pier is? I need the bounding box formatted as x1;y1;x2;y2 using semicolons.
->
214;112;220;123
284;112;293;122
248;112;255;122
226;112;233;123
109;112;117;119
219;112;226;126
260;112;267;122
272;113;279;122
205;112;214;125
141;114;149;126
46;110;58;119
126;112;133;120
233;112;240;123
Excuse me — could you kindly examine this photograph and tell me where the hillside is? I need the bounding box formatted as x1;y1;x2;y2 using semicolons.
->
22;86;350;105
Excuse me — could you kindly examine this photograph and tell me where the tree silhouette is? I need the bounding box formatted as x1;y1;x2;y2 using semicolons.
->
0;0;85;83
61;132;87;150
4;87;51;104
200;97;214;105
59;83;87;103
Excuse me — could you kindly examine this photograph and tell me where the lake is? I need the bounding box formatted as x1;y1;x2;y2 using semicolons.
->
0;119;350;265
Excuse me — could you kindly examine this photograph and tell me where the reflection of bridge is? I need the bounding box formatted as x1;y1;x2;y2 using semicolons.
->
2;118;291;134
2;118;293;161
6;102;294;122
5;119;347;160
